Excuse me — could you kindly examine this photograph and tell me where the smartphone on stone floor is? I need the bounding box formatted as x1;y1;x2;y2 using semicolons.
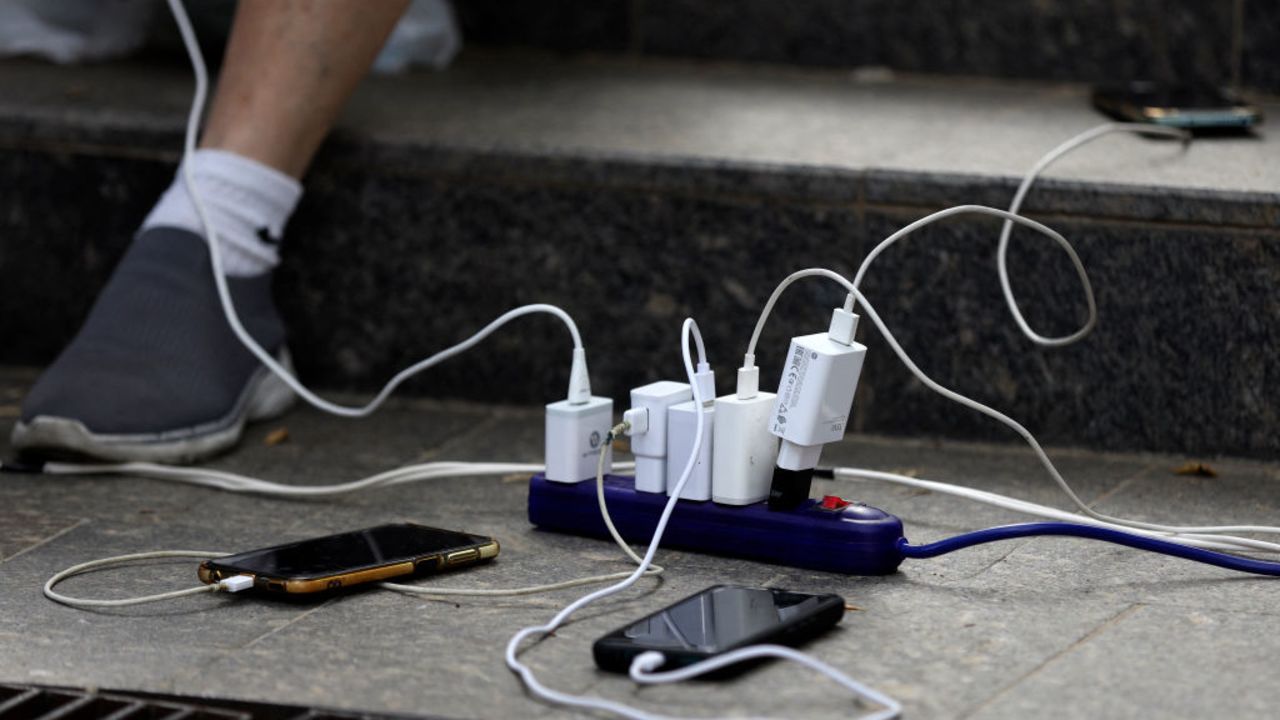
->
198;522;499;595
1092;81;1262;130
593;585;845;675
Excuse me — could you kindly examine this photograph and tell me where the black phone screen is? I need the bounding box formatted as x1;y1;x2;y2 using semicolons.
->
210;523;488;580
594;585;844;672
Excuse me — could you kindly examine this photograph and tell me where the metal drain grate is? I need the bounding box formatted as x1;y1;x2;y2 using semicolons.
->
0;684;428;720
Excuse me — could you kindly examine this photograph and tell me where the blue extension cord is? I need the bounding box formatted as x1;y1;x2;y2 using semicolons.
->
897;522;1280;577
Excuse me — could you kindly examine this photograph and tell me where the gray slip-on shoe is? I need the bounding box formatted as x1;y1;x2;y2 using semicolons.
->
12;227;295;463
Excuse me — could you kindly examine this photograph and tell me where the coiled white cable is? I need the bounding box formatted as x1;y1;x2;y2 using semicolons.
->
993;122;1187;346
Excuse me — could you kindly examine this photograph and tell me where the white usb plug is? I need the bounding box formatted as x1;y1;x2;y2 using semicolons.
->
545;348;615;483
217;575;255;593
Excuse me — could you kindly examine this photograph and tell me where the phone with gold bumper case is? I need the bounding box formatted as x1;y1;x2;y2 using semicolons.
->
198;523;498;595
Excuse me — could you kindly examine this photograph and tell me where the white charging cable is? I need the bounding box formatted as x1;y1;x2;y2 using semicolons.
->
742;204;1082;382
38;457;665;608
165;0;594;417
44;551;248;608
848;122;1188;350
504;319;899;720
35;459;630;498
992;122;1187;346
629;646;901;720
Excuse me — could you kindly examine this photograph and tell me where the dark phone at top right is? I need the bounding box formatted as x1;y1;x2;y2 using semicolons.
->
1092;81;1262;130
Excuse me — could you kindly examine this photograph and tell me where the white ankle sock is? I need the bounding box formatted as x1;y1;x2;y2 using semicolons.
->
141;149;303;277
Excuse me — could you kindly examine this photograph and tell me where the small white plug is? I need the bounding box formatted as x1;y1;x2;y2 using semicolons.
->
622;407;649;436
693;362;715;407
567;347;592;404
628;381;692;493
827;293;859;346
736;362;760;401
218;575;255;593
631;651;667;674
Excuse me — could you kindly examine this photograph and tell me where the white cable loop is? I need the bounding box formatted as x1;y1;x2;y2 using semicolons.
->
44;551;230;608
167;0;585;420
994;122;1187;346
629;646;901;720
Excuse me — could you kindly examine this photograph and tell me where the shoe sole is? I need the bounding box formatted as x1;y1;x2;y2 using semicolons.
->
11;351;297;464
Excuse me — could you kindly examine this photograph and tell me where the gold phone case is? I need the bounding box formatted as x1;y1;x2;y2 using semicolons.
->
197;537;499;594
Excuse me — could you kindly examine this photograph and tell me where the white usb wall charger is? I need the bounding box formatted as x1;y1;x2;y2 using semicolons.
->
711;365;779;505
767;296;865;508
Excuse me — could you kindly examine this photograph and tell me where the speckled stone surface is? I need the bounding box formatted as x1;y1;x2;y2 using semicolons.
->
455;0;632;55
458;0;1280;93
0;54;1277;456
854;208;1280;456
2;369;1279;719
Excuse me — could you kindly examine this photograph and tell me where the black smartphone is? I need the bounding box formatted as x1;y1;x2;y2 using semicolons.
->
593;585;845;674
198;523;499;595
1092;81;1262;130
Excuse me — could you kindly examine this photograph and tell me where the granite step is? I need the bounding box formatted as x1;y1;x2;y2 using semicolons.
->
455;0;1280;95
0;51;1276;457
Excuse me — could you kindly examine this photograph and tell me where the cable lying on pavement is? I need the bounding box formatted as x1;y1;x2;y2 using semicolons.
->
15;459;633;498
40;456;653;609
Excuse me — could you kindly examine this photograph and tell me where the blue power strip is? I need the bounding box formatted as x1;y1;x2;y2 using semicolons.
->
527;473;906;575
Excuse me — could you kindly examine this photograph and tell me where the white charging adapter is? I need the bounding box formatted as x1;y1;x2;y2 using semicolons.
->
545;348;615;483
624;381;693;493
767;295;866;508
665;362;716;501
711;364;779;505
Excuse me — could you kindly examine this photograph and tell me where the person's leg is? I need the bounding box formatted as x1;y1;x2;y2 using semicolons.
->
202;0;409;179
14;0;408;463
